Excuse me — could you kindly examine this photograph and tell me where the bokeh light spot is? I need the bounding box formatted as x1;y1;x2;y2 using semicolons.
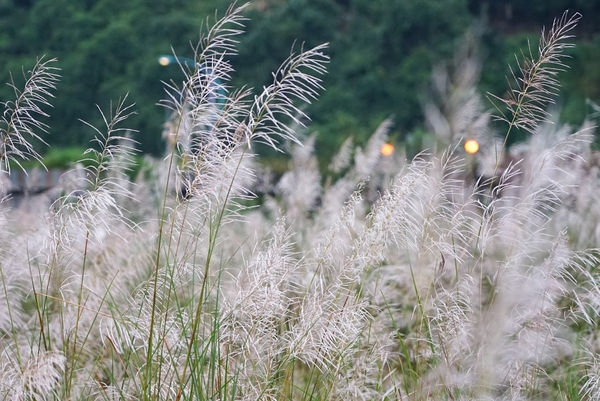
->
464;139;479;154
158;56;171;66
381;143;394;156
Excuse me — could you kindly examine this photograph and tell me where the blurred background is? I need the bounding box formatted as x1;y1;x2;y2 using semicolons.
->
1;0;599;169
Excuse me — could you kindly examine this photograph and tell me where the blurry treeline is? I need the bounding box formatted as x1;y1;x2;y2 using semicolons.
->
0;0;599;161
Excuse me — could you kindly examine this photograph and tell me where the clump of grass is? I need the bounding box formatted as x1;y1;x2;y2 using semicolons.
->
1;5;600;401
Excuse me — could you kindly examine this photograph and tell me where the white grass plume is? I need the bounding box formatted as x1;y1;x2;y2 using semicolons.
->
53;96;138;245
488;11;581;135
0;57;59;173
244;43;329;151
0;350;65;401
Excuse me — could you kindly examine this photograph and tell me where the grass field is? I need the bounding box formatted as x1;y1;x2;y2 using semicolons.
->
1;4;600;401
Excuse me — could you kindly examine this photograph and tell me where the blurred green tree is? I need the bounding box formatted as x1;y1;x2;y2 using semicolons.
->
0;0;598;161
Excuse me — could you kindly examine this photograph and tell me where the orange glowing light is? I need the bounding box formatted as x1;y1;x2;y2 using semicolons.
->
158;56;171;66
381;143;394;156
464;139;479;154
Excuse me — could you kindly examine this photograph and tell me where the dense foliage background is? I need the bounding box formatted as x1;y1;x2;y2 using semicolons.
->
1;0;599;160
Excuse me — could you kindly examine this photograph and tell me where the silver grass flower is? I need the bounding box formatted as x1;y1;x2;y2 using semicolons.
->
0;351;65;401
53;97;138;245
329;136;353;174
580;349;600;401
220;218;297;398
353;118;392;179
489;11;581;135
0;57;59;173
277;135;321;224
244;43;329;150
425;37;491;148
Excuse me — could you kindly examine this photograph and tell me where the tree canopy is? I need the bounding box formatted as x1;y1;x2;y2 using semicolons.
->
1;0;599;159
